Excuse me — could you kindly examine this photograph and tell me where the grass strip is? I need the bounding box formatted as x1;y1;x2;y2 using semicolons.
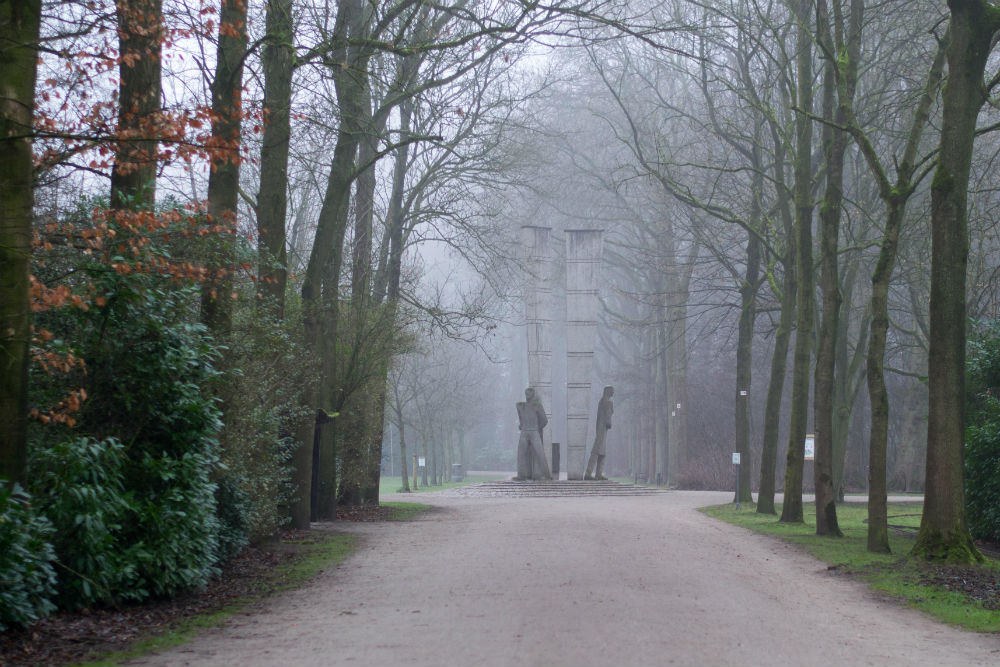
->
701;501;1000;633
380;501;432;520
379;474;506;497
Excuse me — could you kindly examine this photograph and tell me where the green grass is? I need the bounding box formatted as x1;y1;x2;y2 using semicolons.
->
701;501;1000;632
78;502;432;666
380;501;432;520
378;473;506;497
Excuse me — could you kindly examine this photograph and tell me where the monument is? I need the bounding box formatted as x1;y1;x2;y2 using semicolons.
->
520;226;556;475
585;386;614;480
515;387;552;480
565;229;604;480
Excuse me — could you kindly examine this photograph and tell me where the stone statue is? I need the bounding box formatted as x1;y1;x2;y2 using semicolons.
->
515;387;552;481
585;386;614;480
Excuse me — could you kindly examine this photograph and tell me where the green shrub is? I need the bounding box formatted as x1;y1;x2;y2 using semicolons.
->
0;483;57;630
83;282;223;596
31;272;225;600
966;320;1000;542
213;471;251;563
121;450;221;597
27;436;133;607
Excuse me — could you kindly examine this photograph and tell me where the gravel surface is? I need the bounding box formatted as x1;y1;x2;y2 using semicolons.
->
126;490;1000;667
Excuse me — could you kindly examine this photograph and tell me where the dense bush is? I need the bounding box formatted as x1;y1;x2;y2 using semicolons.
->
19;201;310;617
966;320;1000;542
30;267;225;599
27;436;133;607
0;483;57;630
79;280;224;595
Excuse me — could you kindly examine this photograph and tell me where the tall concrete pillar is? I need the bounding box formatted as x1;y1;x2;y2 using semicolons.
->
565;229;603;480
521;226;555;473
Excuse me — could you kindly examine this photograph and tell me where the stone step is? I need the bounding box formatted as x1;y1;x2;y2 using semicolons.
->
453;480;669;498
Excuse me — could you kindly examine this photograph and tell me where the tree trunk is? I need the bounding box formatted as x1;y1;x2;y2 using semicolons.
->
780;0;815;524
362;387;388;500
294;0;369;522
290;394;318;527
110;0;162;209
757;129;797;516
201;0;247;337
256;0;294;318
828;3;942;550
656;325;670;485
914;0;997;562
813;0;853;537
396;407;411;493
315;244;343;517
865;198;903;553
352;120;377;304
832;262;868;502
757;262;795;514
336;392;372;505
0;0;41;483
665;242;696;481
734;173;762;504
338;90;382;507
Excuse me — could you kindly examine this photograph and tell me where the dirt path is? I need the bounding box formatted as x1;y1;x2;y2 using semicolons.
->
127;490;1000;666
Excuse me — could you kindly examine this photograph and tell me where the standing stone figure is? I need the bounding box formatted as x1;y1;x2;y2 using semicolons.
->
585;386;614;480
515;387;552;480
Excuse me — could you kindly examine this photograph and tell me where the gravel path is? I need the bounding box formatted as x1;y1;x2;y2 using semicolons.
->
127;490;1000;667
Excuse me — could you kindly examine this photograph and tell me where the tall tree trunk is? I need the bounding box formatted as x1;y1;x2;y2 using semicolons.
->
398;427;410;492
757;262;795;514
831;8;943;550
256;0;294;318
757;129;796;516
199;0;247;496
665;242;696;480
656;324;670;485
813;0;854;537
0;0;41;483
294;0;370;524
914;0;997;562
832;262;868;502
734;170;762;504
865;197;905;552
430;424;439;486
361;387;388;500
780;0;815;524
314;235;344;518
201;0;247;336
337;391;372;504
337;91;382;507
647;330;657;483
352;122;377;304
110;0;162;209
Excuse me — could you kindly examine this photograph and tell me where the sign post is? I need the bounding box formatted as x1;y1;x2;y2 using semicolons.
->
732;452;742;509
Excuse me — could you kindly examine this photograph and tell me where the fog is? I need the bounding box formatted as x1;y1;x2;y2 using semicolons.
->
23;0;1000;500
372;0;1000;495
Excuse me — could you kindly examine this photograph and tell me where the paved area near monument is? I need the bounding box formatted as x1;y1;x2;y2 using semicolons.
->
127;488;1000;667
